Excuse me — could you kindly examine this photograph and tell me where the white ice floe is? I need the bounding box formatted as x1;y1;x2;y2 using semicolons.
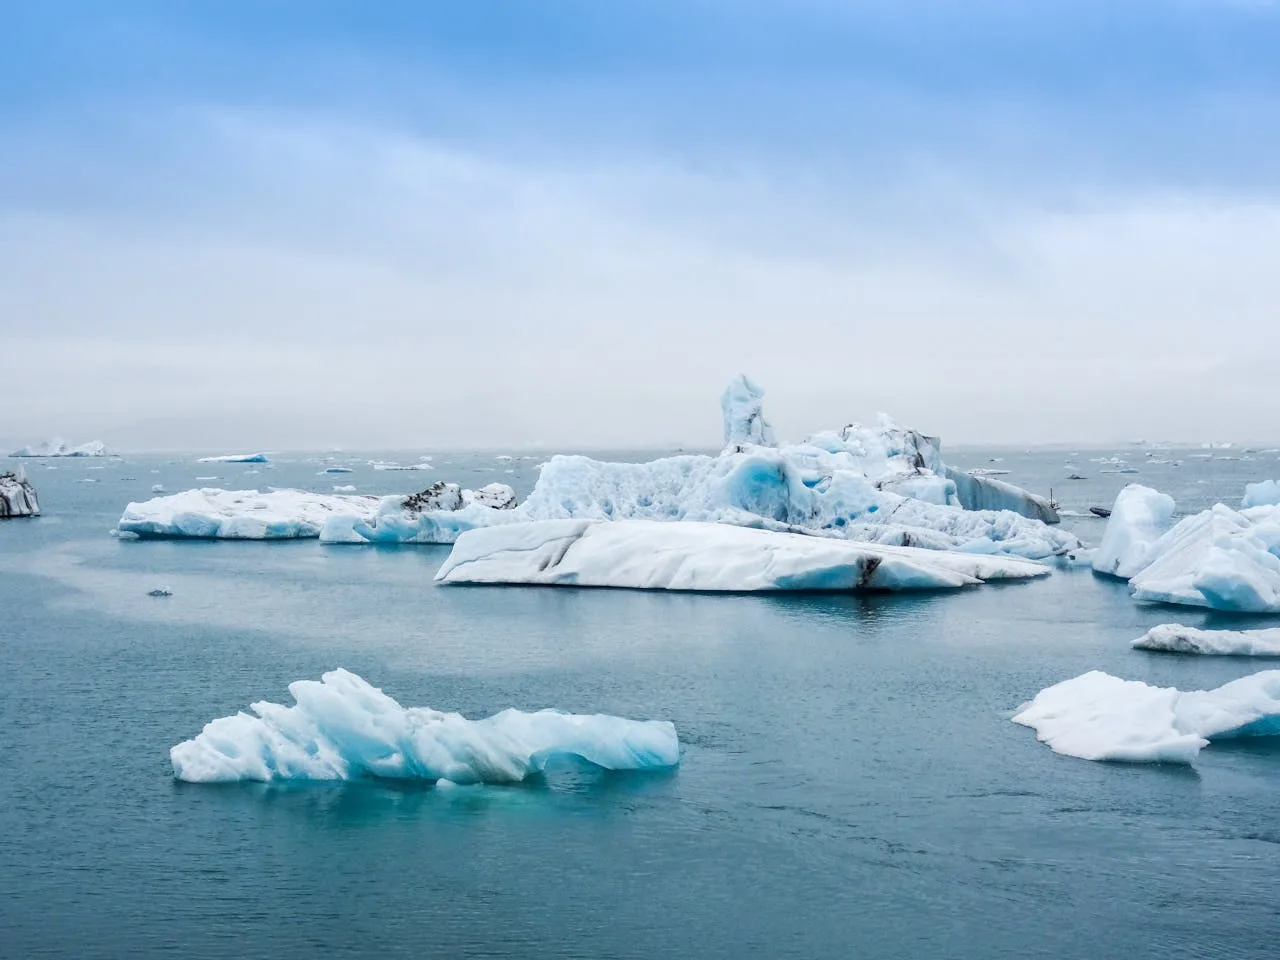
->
197;453;269;463
9;438;106;457
1133;624;1280;656
1244;479;1280;509
170;668;680;783
117;488;380;539
1092;484;1176;578
0;470;40;518
1013;669;1280;763
332;484;357;493
434;519;1049;592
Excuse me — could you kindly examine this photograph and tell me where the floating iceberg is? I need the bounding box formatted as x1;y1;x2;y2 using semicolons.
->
9;438;106;457
170;668;679;783
1244;479;1280;509
1133;624;1280;656
0;470;39;518
1013;669;1280;763
434;519;1049;592
1091;484;1176;578
319;482;518;544
117;488;380;539
197;453;269;463
1092;483;1280;613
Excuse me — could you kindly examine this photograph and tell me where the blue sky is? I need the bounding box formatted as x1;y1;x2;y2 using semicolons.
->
2;1;1279;448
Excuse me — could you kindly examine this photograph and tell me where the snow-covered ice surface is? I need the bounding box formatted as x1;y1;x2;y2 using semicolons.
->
1091;484;1176;578
196;453;269;463
1013;670;1280;763
0;471;40;518
117;488;380;539
170;668;680;783
435;519;1049;592
9;438;106;457
1133;623;1280;656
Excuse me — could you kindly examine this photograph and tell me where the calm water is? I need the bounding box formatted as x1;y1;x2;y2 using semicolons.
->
3;447;1280;959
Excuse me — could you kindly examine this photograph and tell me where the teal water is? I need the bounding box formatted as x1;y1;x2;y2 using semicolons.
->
3;448;1280;959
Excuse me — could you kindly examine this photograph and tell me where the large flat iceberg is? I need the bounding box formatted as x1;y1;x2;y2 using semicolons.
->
1133;623;1280;656
1;470;40;518
117;482;518;541
9;438;106;457
197;452;269;463
170;668;680;783
1091;483;1280;613
1013;669;1280;763
118;488;381;539
434;519;1050;592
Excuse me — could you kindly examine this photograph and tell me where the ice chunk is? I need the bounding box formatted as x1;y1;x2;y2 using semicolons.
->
9;438;106;457
1133;624;1280;656
435;519;1049;592
1244;479;1280;509
0;470;40;518
1092;484;1176;578
721;373;777;447
1013;669;1280;763
319;482;520;544
170;668;679;783
197;453;269;463
117;488;380;539
1130;504;1280;613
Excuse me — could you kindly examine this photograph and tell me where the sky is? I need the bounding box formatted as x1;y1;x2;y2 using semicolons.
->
2;0;1279;451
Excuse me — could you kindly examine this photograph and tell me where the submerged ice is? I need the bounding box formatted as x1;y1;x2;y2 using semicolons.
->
170;668;680;783
434;519;1049;592
1013;669;1280;763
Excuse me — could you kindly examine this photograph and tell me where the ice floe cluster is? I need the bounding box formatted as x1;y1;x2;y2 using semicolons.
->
1093;480;1280;613
434;519;1050;593
170;668;680;783
0;470;40;519
9;438;106;457
115;375;1077;564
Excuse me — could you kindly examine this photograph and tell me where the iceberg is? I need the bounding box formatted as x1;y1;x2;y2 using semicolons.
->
318;482;519;544
116;480;520;542
1013;669;1280;763
117;488;381;539
170;668;679;783
197;453;269;463
1091;484;1176;578
1092;482;1280;613
434;519;1050;592
944;467;1060;523
1130;504;1280;613
0;470;40;518
721;373;777;447
9;438;106;457
1133;624;1280;656
1243;479;1280;509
